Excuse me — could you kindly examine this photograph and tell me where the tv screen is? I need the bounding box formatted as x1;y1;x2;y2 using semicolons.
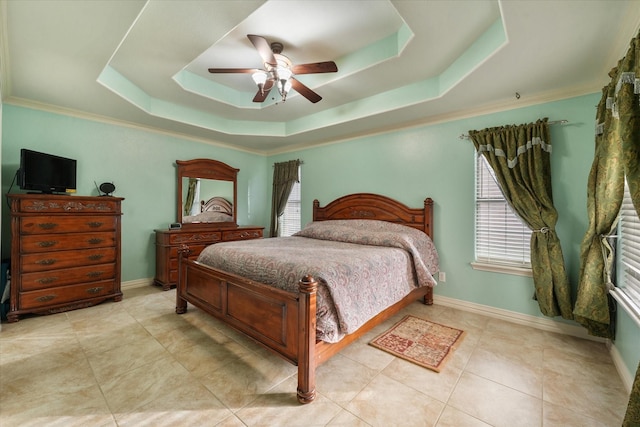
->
18;149;77;194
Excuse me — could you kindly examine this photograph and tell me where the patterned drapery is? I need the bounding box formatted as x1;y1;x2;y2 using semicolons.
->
624;361;640;426
469;119;573;319
575;29;640;339
183;177;199;216
270;160;301;237
581;28;640;427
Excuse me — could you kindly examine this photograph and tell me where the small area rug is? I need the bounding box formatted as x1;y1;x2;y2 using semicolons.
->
369;315;465;372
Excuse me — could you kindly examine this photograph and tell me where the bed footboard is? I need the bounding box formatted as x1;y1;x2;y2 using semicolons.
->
176;250;319;403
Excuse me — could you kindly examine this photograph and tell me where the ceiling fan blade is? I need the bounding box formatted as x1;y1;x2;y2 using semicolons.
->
247;34;277;66
290;78;322;103
208;68;260;74
291;61;338;75
252;79;275;103
253;87;272;103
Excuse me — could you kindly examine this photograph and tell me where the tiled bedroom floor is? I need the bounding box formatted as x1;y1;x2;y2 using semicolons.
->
0;285;630;427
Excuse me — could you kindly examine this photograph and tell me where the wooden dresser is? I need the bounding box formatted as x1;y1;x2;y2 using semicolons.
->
7;194;124;322
154;225;263;290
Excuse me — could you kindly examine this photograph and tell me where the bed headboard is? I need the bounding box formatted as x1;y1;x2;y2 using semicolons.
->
312;193;434;240
200;196;233;215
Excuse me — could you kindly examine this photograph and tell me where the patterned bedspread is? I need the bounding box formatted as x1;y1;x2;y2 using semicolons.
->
196;220;439;343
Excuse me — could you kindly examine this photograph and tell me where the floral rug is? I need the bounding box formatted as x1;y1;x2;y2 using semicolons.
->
369;315;465;372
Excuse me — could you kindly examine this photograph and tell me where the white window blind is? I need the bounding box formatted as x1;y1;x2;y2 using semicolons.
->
278;171;301;237
619;180;640;310
475;154;532;267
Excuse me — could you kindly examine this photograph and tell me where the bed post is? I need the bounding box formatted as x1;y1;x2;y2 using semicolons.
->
297;275;318;404
424;198;434;306
175;246;191;314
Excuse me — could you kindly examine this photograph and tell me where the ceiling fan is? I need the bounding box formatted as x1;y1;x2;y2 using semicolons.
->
208;34;338;104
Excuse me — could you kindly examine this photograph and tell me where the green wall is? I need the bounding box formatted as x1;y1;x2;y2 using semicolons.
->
267;93;639;380
2;95;638;383
270;95;595;315
0;105;269;281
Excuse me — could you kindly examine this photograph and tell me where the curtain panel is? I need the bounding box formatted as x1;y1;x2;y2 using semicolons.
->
575;29;640;339
469;119;573;319
184;177;198;216
624;361;640;426
269;160;301;237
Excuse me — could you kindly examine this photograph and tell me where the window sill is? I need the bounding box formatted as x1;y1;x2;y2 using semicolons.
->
609;288;640;329
470;262;533;277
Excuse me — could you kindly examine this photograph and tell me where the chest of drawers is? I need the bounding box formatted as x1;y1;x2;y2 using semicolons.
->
154;225;263;290
7;194;124;322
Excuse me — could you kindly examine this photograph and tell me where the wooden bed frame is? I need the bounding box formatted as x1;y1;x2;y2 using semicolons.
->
176;193;434;404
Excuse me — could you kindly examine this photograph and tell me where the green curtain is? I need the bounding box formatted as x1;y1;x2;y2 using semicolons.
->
575;29;640;339
469;119;573;319
624;362;640;426
269;159;300;237
183;178;198;216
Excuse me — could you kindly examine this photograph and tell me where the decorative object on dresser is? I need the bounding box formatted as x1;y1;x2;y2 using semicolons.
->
7;194;124;322
153;158;263;290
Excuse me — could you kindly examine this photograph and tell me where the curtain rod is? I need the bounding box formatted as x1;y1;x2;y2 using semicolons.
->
458;119;569;140
273;160;304;167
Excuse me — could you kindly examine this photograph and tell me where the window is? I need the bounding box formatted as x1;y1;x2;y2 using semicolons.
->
278;171;301;236
473;154;532;274
614;180;640;321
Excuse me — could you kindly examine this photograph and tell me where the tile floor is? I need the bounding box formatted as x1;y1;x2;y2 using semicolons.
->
0;285;630;427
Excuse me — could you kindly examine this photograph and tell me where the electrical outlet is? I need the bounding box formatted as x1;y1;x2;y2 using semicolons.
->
439;271;446;282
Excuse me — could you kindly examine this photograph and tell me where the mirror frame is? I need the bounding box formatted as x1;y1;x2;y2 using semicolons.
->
176;159;238;228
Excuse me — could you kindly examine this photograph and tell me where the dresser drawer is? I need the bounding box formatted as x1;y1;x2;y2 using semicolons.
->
168;244;207;260
19;280;117;310
223;228;263;241
169;232;221;245
17;197;121;214
21;248;117;273
21;263;116;291
20;215;117;234
20;232;116;253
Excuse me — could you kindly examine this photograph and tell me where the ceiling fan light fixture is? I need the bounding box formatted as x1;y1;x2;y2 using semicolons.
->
210;35;337;104
277;79;293;101
251;71;268;93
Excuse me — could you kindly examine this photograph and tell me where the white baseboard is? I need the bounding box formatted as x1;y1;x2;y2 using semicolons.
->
433;294;602;340
433;294;633;394
608;341;634;394
121;277;154;290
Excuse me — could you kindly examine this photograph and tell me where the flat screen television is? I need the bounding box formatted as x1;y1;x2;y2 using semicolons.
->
18;149;77;194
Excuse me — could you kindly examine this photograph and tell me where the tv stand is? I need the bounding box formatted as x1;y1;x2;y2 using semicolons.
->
6;194;124;322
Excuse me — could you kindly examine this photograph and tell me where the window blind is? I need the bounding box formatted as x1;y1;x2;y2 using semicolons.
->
476;155;532;266
278;174;301;237
620;180;640;308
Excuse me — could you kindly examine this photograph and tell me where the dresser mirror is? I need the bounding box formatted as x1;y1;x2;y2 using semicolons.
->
176;159;238;228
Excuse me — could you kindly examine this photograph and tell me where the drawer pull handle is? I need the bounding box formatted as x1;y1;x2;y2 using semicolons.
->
87;271;104;278
87;287;103;294
88;254;104;261
88;238;104;244
38;241;58;248
38;277;58;285
36;295;56;302
36;259;56;266
87;222;103;228
38;223;58;230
